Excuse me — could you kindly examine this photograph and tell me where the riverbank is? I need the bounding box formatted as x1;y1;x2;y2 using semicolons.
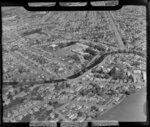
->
3;49;145;86
97;87;146;122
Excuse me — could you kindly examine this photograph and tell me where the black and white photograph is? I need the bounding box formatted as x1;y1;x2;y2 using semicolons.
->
1;0;147;124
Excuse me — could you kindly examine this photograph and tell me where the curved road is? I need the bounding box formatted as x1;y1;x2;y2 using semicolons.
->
3;49;145;86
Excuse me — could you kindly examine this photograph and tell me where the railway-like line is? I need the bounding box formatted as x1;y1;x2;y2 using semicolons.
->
3;49;145;86
9;51;54;80
105;11;127;50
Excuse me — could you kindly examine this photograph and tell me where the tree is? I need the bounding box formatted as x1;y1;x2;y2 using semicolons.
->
106;89;116;96
73;68;80;74
19;86;24;92
53;67;59;74
18;66;26;74
7;92;13;100
103;73;110;79
128;84;136;94
68;54;80;63
85;48;97;56
94;73;101;78
96;87;105;96
94;44;106;51
48;101;52;105
131;61;140;67
65;82;70;88
91;67;97;73
124;91;130;95
77;111;83;117
79;89;87;96
91;106;98;112
35;94;43;101
83;54;93;61
66;41;77;46
58;43;64;48
52;101;59;107
96;68;103;73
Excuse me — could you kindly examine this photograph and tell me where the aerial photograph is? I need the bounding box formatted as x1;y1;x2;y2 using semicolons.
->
2;1;146;124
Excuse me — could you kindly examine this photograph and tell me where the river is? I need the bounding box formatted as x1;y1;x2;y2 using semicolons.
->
97;87;146;122
3;49;145;86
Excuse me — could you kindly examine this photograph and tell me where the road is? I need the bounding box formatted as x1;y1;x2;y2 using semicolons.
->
67;49;145;80
3;49;145;86
10;51;53;80
23;44;68;66
105;11;126;50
